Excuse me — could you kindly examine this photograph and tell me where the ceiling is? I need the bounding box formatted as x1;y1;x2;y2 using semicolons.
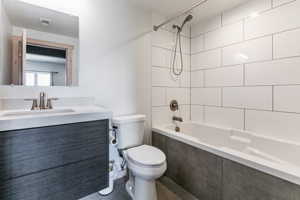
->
129;0;250;22
4;0;79;38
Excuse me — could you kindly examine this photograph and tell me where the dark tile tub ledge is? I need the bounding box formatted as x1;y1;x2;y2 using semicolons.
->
152;131;300;200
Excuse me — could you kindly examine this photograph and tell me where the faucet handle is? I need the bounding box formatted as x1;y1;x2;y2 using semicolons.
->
24;98;39;110
46;98;59;109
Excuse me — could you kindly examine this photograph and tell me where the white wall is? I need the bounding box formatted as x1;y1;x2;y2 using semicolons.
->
0;0;12;85
79;0;153;142
79;1;152;110
191;0;300;142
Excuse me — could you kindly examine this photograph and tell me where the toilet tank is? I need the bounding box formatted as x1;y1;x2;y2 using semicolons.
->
112;115;146;150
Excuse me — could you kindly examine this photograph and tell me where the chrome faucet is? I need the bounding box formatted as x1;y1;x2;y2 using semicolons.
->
172;116;183;122
172;116;183;132
39;92;47;110
25;92;58;110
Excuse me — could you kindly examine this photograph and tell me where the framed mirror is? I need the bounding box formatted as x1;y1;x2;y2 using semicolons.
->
0;0;79;87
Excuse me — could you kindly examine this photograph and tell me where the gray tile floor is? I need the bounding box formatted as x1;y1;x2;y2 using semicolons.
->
80;176;198;200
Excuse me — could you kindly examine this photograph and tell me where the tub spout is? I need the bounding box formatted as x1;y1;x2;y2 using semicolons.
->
173;116;183;122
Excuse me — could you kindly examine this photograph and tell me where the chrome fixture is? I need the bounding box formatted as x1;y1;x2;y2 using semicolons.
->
172;116;183;122
46;98;59;109
153;0;208;31
24;98;39;110
172;14;193;33
170;100;183;132
172;116;183;132
171;14;193;76
170;100;179;111
25;92;58;110
39;92;47;110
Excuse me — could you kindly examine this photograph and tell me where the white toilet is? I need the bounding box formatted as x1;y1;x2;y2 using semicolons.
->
112;115;167;200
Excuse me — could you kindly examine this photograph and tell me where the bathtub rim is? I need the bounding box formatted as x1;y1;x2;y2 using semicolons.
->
152;123;300;186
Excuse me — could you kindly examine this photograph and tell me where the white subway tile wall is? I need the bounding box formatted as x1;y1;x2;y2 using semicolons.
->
245;57;300;85
191;49;221;70
191;105;204;122
205;106;244;130
244;0;300;40
222;36;273;66
273;28;300;59
191;15;221;37
189;0;300;141
205;21;243;50
205;66;244;87
222;0;272;26
152;0;300;142
223;86;273;110
191;88;222;106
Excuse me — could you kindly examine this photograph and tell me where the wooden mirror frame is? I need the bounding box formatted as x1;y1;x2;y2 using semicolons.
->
11;36;74;86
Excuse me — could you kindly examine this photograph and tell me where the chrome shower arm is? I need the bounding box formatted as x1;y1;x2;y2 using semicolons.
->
153;0;208;31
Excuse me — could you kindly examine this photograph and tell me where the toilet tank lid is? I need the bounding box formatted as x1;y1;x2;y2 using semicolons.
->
112;114;146;124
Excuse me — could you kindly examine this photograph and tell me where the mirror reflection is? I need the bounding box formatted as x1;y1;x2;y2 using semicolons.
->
0;0;79;86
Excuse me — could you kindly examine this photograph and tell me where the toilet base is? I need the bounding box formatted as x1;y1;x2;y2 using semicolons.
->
126;177;158;200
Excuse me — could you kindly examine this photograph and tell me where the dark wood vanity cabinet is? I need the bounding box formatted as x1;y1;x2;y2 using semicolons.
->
0;120;109;200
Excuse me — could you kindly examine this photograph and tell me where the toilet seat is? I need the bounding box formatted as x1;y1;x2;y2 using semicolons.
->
127;145;166;167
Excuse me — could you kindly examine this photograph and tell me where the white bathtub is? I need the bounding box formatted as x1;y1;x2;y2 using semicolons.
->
152;122;300;185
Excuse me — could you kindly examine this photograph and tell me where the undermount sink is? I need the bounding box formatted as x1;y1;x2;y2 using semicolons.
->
0;108;75;118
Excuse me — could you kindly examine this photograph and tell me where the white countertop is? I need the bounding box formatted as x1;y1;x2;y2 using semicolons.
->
0;106;112;132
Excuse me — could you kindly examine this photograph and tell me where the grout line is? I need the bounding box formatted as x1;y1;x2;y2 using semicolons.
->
271;0;274;8
203;32;206;50
192;64;241;71
189;25;192;121
203;70;206;88
194;104;243;110
152;45;190;55
152;65;191;72
243;108;246;131
221;13;224;27
272;34;274;60
243;64;246;86
220;48;224;67
188;104;300;115
191;55;300;72
242;18;245;41
203;105;206;122
191;0;297;39
164;88;167;107
221;88;224;107
272;85;275;111
190;83;300;88
152;86;190;89
191;25;300;55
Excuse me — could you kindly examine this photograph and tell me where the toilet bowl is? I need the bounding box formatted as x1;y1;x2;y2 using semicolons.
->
112;115;167;200
125;145;167;200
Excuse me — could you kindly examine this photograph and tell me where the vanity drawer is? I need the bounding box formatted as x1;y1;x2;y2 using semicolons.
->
0;120;109;180
0;156;108;200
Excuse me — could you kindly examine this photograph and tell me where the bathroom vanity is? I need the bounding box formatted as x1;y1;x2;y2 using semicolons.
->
0;106;112;200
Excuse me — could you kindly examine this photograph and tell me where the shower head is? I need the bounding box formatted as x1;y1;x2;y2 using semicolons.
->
173;14;193;32
180;14;193;29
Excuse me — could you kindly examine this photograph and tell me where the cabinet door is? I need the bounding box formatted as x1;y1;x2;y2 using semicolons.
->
0;120;109;200
0;157;108;200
